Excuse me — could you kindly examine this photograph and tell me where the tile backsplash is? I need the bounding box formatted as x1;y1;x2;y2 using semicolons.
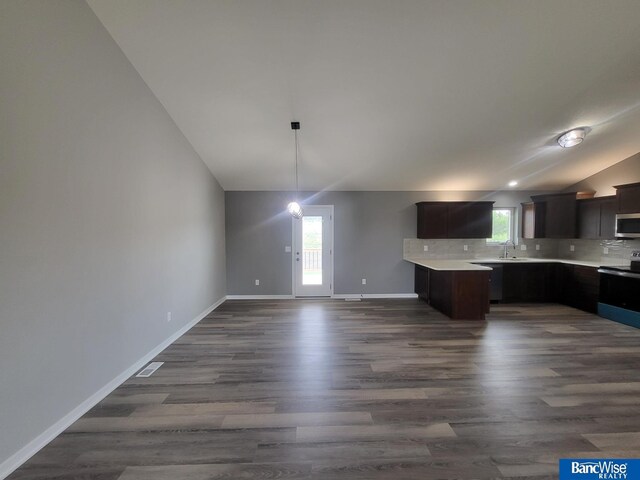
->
403;237;640;265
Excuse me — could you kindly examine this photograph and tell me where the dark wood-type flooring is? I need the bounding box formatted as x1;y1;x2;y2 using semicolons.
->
9;299;640;479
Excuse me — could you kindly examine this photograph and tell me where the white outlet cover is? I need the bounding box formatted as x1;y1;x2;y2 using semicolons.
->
603;247;609;254
520;244;527;251
362;278;367;285
570;245;575;252
536;244;541;251
463;245;468;251
285;246;291;253
423;245;429;251
167;312;171;322
255;279;260;286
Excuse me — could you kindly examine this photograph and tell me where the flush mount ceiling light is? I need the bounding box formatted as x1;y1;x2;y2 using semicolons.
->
508;180;518;187
557;127;588;148
287;121;303;219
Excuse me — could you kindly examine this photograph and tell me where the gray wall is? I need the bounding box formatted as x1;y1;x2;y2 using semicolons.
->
226;190;541;295
0;0;226;469
565;152;640;196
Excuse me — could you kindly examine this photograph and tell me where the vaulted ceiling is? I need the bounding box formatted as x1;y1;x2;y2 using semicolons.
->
88;0;640;191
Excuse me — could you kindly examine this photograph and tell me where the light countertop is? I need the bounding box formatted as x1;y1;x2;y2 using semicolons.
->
404;256;629;271
404;258;492;271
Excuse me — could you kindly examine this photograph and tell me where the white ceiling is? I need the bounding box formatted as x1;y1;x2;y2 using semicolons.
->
88;0;640;192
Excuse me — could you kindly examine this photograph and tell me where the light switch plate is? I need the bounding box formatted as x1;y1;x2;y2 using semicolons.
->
536;244;541;251
570;245;575;252
255;279;260;286
603;247;609;254
520;244;527;251
423;245;429;251
463;245;468;251
285;246;291;253
361;278;367;285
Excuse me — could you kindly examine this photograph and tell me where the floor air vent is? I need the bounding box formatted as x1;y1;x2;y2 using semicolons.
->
136;361;164;378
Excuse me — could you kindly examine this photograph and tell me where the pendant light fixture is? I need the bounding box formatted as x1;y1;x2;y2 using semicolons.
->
287;121;303;219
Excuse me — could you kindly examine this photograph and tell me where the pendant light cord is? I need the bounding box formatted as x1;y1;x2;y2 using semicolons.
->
294;129;299;193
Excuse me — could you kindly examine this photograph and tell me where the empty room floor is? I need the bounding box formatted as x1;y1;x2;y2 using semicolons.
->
9;299;640;480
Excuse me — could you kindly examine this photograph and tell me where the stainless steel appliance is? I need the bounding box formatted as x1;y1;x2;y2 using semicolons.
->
597;251;640;328
615;213;640;238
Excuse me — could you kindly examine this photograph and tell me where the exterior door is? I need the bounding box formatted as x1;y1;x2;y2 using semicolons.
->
293;205;333;297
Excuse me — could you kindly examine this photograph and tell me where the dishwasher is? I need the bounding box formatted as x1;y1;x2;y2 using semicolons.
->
478;263;503;302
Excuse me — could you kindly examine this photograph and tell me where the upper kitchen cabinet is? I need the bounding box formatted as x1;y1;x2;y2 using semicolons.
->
416;201;494;239
521;202;546;239
529;192;580;238
615;182;640;213
577;196;617;239
417;202;449;238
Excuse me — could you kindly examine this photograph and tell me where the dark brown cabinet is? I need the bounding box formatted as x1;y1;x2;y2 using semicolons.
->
428;269;490;320
416;201;494;239
490;262;598;313
414;265;429;300
528;193;579;238
615;182;640;213
521;202;546;239
417;203;448;239
547;193;577;238
555;264;599;313
577;196;616;239
502;263;555;303
414;264;489;320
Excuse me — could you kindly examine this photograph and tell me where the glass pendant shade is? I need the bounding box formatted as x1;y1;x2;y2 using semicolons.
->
287;201;303;219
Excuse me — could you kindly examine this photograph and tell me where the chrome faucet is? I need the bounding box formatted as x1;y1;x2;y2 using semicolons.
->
501;240;515;259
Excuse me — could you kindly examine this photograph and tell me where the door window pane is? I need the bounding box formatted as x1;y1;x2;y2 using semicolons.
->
302;216;322;285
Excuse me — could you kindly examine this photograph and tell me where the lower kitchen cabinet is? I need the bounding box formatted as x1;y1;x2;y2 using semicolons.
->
414;265;429;300
414;265;489;320
502;263;555;303
429;269;490;320
497;262;599;313
555;264;600;313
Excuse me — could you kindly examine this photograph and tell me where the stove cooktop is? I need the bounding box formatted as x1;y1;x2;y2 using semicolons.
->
599;263;640;274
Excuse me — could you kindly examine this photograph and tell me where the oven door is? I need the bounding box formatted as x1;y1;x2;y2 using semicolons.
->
615;213;640;238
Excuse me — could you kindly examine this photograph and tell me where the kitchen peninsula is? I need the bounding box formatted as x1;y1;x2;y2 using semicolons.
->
407;257;491;320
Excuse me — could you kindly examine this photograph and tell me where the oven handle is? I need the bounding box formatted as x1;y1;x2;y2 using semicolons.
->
598;268;640;280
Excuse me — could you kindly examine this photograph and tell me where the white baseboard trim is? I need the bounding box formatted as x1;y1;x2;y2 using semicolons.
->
0;296;226;480
225;295;295;300
333;293;418;299
225;294;418;300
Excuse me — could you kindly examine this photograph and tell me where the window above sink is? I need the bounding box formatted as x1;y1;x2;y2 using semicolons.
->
487;207;516;245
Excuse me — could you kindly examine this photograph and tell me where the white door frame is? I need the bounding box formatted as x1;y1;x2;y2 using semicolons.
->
291;205;334;297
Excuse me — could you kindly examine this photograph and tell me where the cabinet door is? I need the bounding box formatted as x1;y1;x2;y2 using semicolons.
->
553;263;572;304
599;197;617;239
578;200;601;239
502;264;554;302
414;265;429;301
447;203;468;238
545;194;577;238
534;202;546;238
616;184;640;214
448;202;493;239
522;203;535;239
465;202;493;238
417;203;448;239
578;197;616;239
